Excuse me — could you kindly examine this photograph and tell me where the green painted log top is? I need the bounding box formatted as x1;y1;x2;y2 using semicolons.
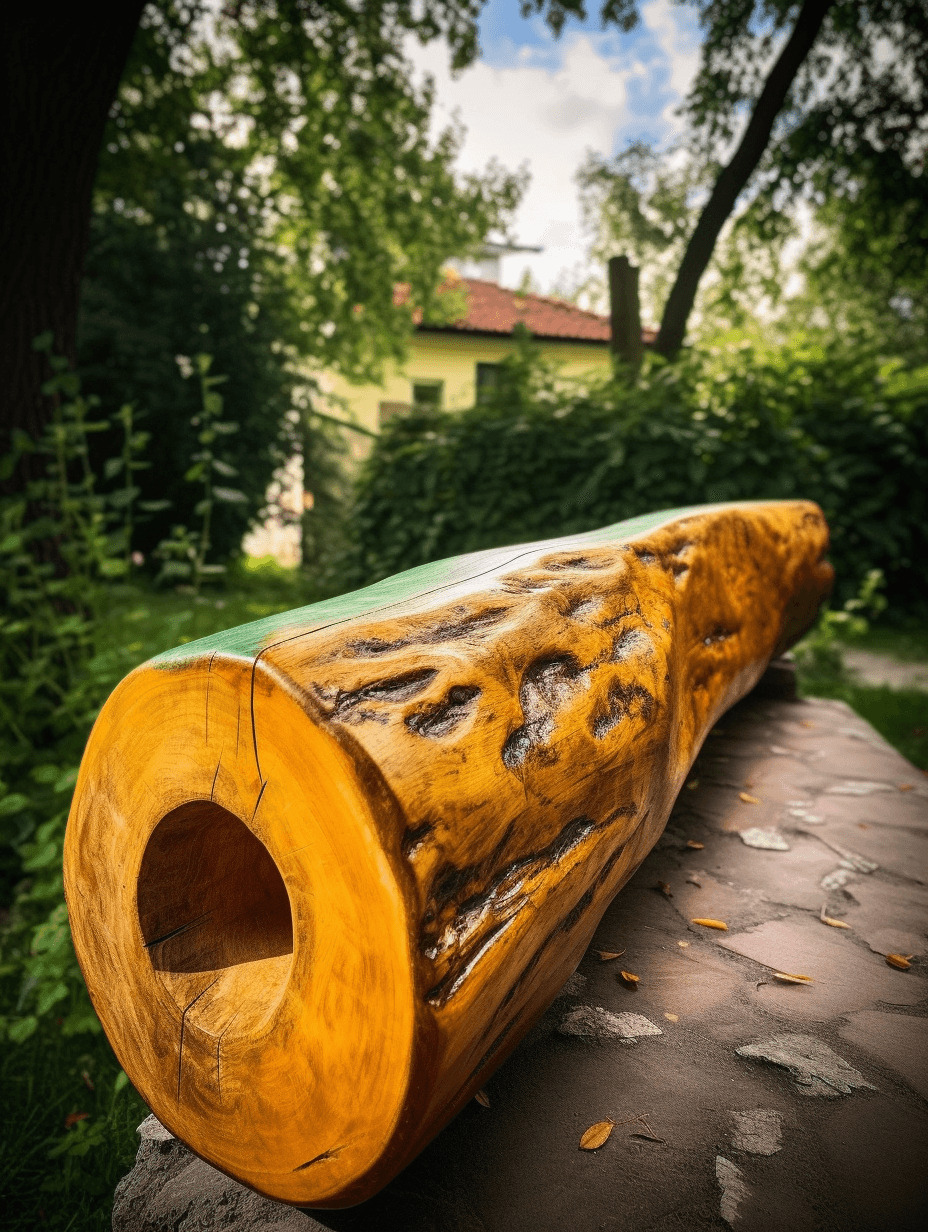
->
152;503;743;668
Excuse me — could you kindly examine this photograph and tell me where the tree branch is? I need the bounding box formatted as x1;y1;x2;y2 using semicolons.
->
654;0;835;358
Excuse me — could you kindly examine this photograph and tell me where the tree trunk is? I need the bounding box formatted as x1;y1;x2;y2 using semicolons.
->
608;254;642;377
65;500;833;1206
654;0;835;358
0;4;144;457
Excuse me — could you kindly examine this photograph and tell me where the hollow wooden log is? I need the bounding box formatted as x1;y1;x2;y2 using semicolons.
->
64;501;833;1207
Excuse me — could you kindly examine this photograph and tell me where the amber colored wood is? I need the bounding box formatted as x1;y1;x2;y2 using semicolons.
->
63;501;833;1207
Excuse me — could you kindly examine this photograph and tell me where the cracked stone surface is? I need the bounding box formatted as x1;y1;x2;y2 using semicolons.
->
112;680;928;1232
728;1108;783;1155
735;1033;877;1096
556;1006;662;1042
715;1155;750;1225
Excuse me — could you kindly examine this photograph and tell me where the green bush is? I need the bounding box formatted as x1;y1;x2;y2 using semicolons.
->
345;331;928;616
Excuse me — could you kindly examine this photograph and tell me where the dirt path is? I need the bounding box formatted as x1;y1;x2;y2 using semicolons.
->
841;646;928;691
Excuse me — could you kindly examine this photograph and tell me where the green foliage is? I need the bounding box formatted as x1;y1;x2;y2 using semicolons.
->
77;204;298;561
576;141;710;325
77;0;528;560
0;1014;147;1231
346;332;928;616
793;575;928;774
792;567;886;685
154;354;245;592
0;347;148;1046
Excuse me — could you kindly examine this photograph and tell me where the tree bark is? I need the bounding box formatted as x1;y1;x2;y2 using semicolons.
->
1;3;145;457
654;0;835;358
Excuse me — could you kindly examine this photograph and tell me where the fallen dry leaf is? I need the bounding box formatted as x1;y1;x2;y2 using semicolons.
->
886;953;913;971
686;780;700;791
64;1112;88;1130
772;972;814;984
656;880;673;898
595;949;625;961
579;1119;615;1150
691;918;728;930
618;970;640;986
474;1089;490;1108
820;902;850;929
899;783;914;792
677;940;690;948
686;840;705;849
80;1070;95;1091
739;792;761;805
686;876;702;887
801;720;815;728
663;1013;679;1023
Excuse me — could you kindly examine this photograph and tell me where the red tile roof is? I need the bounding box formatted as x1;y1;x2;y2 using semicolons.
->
395;277;657;345
427;277;610;342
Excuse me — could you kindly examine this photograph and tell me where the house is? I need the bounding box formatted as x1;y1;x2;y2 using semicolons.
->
322;276;654;454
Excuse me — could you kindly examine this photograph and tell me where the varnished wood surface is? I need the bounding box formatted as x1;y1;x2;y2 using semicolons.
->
63;501;833;1206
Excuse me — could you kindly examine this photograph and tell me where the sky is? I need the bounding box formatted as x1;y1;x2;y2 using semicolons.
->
407;0;703;295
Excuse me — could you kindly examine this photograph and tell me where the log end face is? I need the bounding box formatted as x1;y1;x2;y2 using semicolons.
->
63;654;419;1206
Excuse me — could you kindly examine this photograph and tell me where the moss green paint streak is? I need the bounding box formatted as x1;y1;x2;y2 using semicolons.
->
152;504;725;668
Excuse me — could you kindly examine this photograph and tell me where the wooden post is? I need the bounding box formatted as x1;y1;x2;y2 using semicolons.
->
64;501;833;1208
608;255;642;377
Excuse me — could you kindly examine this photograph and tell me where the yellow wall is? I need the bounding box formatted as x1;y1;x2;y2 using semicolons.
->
321;331;612;460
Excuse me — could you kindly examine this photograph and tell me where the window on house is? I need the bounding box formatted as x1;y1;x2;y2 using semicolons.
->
475;362;500;403
412;380;443;409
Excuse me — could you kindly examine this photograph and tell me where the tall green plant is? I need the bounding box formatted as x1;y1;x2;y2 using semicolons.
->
154;355;245;594
0;340;148;1044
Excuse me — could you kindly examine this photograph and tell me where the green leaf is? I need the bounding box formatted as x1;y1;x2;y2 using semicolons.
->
53;768;79;794
0;793;29;816
36;980;68;1016
213;487;247;503
8;1016;38;1043
109;486;140;508
22;842;59;871
30;765;61;785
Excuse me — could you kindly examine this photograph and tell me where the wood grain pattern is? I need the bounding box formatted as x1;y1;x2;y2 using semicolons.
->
63;501;833;1206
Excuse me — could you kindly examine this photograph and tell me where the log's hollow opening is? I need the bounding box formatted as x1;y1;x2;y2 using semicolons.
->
137;801;293;979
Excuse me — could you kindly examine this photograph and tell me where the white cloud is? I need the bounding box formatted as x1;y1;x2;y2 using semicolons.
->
641;0;702;122
408;8;702;296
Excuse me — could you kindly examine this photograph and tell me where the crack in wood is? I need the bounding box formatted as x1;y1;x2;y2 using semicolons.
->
422;814;602;1006
293;1147;343;1171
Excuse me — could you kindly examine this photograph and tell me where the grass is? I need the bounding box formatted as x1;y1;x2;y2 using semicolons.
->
0;1004;147;1232
93;555;322;673
1;577;926;1230
796;620;928;771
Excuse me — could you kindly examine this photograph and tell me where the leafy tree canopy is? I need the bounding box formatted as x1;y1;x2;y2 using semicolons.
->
79;0;537;557
95;1;529;383
577;1;927;353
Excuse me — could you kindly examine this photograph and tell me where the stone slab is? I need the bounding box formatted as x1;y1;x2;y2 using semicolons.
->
112;682;928;1232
